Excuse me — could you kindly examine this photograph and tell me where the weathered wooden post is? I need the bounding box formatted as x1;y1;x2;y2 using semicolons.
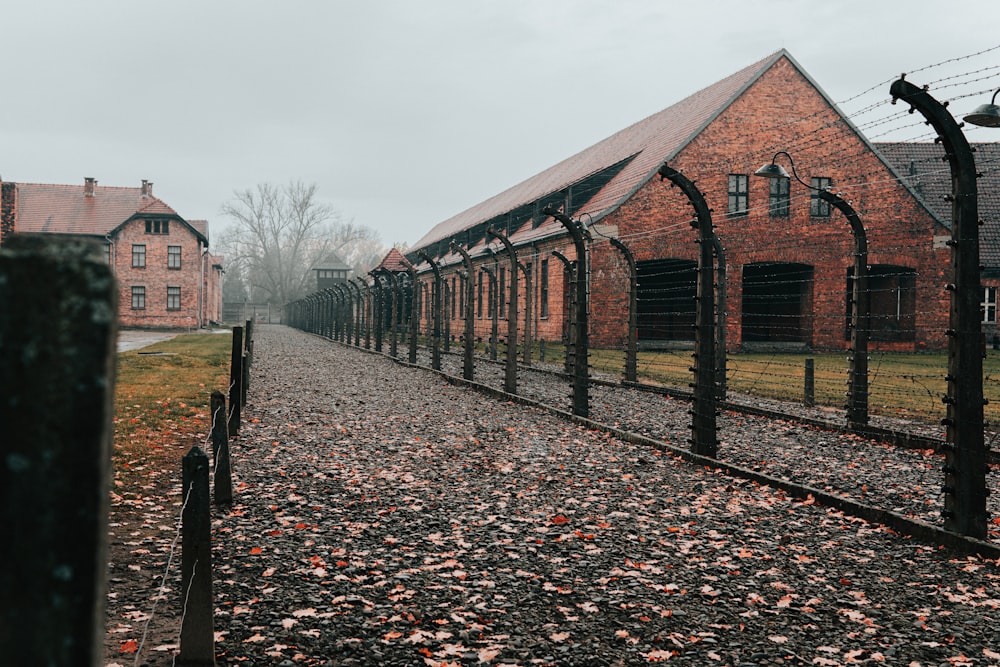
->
804;358;815;408
245;317;254;368
240;346;249;408
210;391;233;505
178;446;216;666
0;236;117;667
228;326;243;437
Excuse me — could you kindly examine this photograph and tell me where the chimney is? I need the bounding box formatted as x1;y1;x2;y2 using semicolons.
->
141;179;153;197
84;177;97;197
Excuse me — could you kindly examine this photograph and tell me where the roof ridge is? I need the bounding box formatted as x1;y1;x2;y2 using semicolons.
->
410;49;785;253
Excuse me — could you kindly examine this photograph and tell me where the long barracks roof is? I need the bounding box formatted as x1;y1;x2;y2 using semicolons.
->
410;49;787;255
13;181;209;245
876;142;1000;271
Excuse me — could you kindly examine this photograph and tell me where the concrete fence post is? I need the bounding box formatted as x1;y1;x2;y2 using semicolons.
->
0;236;118;666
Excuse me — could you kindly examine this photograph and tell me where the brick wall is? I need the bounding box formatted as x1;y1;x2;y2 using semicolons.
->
0;181;16;244
114;218;206;328
414;237;576;352
592;57;949;352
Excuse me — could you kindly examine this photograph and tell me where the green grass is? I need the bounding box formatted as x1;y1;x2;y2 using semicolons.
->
582;347;1000;426
113;333;232;486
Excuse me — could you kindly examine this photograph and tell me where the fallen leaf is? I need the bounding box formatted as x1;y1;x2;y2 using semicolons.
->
478;647;501;662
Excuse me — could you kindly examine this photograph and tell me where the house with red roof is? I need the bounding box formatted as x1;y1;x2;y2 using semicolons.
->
0;177;223;328
404;49;998;353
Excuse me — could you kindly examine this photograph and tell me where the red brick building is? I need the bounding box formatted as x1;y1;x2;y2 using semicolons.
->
0;177;223;328
406;50;997;353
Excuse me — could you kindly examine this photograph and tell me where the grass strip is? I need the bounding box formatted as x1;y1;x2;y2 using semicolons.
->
113;333;232;489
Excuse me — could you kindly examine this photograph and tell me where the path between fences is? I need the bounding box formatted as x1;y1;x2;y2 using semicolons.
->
146;325;1000;665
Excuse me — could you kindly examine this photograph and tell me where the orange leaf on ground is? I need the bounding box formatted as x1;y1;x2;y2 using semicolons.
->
119;639;139;654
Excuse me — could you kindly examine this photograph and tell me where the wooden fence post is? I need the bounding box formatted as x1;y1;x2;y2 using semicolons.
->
178;446;215;666
0;236;117;666
228;326;243;436
241;350;249;407
210;391;233;505
245;318;255;367
804;357;815;408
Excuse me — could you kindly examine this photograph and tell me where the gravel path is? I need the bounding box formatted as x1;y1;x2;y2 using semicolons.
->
415;344;998;530
209;325;1000;666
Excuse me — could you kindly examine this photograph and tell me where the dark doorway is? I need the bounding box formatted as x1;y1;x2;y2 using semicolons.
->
637;258;696;343
742;262;813;343
848;264;916;342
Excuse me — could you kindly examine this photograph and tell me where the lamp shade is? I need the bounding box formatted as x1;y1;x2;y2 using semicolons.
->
753;162;790;179
964;103;1000;128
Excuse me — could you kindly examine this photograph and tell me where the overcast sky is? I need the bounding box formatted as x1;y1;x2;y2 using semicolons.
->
2;1;999;249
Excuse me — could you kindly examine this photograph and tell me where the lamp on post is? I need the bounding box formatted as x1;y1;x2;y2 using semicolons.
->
754;151;870;429
964;89;1000;128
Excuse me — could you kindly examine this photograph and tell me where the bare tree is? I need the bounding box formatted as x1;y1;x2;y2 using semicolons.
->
218;182;384;304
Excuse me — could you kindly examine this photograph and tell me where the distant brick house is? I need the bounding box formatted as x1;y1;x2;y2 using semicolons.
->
0;177;223;328
405;49;999;353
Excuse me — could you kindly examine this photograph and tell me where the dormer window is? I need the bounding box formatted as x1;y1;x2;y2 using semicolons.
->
145;219;170;234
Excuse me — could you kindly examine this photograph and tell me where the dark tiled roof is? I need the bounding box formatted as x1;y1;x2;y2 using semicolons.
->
410;50;788;256
14;180;209;245
313;252;351;271
17;182;173;234
875;142;1000;270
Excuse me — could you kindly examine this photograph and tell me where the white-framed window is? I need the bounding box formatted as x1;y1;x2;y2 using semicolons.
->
728;174;748;217
983;286;998;323
167;286;181;311
810;177;832;217
131;285;146;310
132;244;146;268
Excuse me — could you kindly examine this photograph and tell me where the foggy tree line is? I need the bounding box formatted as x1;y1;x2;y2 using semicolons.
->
216;181;389;304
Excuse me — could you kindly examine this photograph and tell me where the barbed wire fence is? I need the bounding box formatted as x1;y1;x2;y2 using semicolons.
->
288;43;1000;546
